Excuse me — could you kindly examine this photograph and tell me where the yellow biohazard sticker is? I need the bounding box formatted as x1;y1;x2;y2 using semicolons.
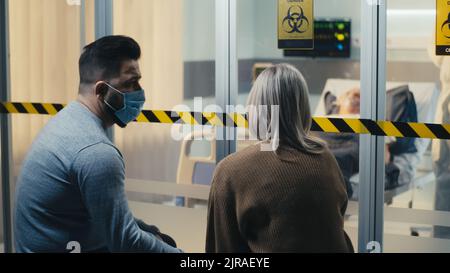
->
278;0;314;50
436;0;450;55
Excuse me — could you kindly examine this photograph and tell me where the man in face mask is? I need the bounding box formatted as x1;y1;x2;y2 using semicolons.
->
14;35;182;253
80;39;145;129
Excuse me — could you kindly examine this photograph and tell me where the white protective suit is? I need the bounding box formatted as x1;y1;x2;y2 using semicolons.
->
429;38;450;238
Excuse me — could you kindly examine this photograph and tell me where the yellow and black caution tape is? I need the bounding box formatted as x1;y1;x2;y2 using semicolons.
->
0;102;65;116
1;101;450;140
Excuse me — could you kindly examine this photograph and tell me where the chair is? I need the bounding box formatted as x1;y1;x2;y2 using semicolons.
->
175;129;216;207
175;127;258;207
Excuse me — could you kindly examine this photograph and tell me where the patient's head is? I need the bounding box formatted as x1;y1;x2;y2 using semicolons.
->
247;63;325;153
337;87;360;115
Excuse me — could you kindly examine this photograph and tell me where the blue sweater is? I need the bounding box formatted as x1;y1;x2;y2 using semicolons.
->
14;101;181;253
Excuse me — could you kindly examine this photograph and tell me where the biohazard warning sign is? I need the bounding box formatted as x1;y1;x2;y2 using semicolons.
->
278;0;314;50
436;0;450;55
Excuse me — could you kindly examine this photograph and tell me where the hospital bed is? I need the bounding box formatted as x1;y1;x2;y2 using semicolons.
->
314;79;439;204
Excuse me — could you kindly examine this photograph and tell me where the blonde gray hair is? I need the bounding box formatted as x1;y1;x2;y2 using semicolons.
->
246;63;325;154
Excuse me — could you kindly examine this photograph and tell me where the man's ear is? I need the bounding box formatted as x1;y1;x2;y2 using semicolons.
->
94;81;109;99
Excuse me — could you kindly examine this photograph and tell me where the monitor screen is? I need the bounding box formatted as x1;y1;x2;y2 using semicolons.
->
284;19;351;58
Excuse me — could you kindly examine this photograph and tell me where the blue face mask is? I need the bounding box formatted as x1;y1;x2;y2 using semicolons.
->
103;82;146;127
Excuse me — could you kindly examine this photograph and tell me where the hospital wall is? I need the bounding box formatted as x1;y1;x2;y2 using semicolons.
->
183;0;440;101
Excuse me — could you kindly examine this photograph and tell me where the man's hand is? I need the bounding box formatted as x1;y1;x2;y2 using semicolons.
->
135;218;177;248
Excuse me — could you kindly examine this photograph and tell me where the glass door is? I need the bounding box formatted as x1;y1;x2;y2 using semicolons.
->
112;0;219;252
3;0;91;252
381;0;450;253
235;0;363;251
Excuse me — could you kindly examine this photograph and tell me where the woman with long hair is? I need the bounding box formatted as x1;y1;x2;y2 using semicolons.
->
205;63;354;253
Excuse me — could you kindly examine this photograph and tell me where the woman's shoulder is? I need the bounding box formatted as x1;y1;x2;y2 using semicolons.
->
313;145;342;171
317;145;338;160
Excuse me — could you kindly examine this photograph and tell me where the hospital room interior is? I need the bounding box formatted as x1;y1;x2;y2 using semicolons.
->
0;0;449;253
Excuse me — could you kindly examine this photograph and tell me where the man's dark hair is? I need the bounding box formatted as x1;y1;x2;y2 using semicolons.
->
79;35;141;85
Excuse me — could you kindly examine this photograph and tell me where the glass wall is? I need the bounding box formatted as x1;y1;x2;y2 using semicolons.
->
113;0;216;252
4;0;94;252
2;0;363;253
236;0;361;250
383;0;450;252
116;0;364;253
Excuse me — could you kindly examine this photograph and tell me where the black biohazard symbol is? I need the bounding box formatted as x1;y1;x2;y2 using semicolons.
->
441;12;450;39
282;6;310;34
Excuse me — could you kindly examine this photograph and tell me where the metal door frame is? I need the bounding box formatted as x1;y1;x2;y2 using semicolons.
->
359;0;387;253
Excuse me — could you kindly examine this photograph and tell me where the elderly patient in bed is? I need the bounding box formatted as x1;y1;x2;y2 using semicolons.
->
314;86;418;198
